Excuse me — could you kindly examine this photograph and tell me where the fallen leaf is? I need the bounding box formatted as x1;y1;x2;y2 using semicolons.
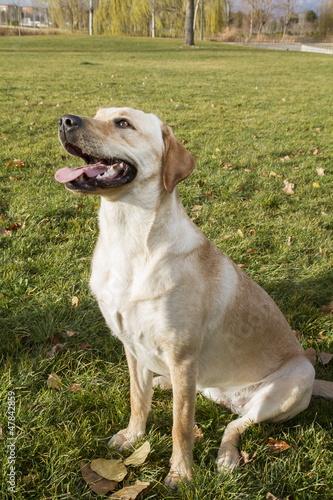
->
0;427;2;439
237;229;244;238
313;148;322;155
109;480;150;499
78;341;91;350
9;176;20;181
316;167;325;176
269;171;281;178
8;222;22;231
191;205;202;212
266;494;280;500
266;438;290;453
47;372;61;390
46;332;63;345
240;450;257;466
123;441;151;466
47;343;66;357
237;264;246;268
70;383;82;393
313;182;320;188
14;159;25;167
287;236;293;246
90;458;127;481
283;180;294;195
66;330;80;337
6;161;13;168
193;425;204;443
72;296;79;307
0;226;11;236
318;352;333;365
321;301;333;314
81;462;117;495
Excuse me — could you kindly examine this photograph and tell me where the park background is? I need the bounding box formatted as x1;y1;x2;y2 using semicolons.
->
0;12;333;500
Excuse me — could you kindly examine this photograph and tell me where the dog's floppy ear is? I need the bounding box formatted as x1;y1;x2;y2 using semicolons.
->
162;123;196;193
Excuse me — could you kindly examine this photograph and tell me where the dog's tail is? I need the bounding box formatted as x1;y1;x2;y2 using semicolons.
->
312;379;333;400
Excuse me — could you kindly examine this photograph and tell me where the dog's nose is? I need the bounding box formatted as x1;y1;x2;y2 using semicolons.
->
59;114;82;133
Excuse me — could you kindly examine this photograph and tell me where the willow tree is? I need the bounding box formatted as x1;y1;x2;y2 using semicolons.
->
204;0;224;34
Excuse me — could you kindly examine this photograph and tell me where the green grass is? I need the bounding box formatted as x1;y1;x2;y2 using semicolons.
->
0;35;332;499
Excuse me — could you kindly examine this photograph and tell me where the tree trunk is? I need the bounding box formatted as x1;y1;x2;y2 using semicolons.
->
184;0;195;45
89;0;93;35
152;0;155;38
249;7;254;40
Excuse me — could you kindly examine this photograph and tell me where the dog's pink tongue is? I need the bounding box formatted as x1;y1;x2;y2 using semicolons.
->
55;165;109;183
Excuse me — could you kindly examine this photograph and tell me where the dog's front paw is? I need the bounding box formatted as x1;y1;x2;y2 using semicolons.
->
108;429;141;451
216;445;240;471
164;468;192;490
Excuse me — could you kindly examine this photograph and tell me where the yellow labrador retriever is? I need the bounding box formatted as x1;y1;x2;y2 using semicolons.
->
55;107;333;488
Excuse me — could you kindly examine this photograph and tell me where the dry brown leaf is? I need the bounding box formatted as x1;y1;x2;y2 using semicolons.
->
90;458;127;481
321;301;333;314
78;341;91;350
193;424;204;442
123;441;150;466
109;480;150;499
81;462;117;495
240;450;257;466
313;148;322;155
0;427;2;439
266;494;280;500
191;205;202;212
0;226;11;235
47;343;66;357
46;332;63;345
47;372;61;390
266;438;290;453
318;352;333;365
316;167;325;176
237;264;246;269
283;180;294;195
66;330;80;337
70;383;82;393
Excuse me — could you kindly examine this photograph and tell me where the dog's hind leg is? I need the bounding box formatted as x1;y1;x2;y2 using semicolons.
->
216;355;315;470
152;375;172;389
109;347;153;450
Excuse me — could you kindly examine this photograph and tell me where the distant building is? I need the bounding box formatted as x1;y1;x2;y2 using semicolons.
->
0;0;49;27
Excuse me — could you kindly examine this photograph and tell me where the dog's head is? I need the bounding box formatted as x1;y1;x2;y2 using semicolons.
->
55;107;195;197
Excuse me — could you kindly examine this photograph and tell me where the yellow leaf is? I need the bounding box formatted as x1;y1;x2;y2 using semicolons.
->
123;441;150;466
90;458;127;481
47;372;61;390
72;296;79;307
313;182;320;188
109;480;150;499
237;229;244;238
282;180;294;195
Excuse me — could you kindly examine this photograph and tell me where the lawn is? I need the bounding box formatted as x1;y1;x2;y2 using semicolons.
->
0;35;332;499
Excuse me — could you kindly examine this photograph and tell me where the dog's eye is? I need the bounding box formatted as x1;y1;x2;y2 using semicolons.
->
115;119;133;129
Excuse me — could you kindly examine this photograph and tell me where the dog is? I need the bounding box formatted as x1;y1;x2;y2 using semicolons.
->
55;107;333;488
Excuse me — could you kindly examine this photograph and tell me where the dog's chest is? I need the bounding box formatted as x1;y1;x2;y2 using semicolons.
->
90;243;175;375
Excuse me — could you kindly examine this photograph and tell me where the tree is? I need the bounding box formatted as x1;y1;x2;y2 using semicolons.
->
185;0;195;45
282;0;297;37
319;0;333;37
305;9;317;22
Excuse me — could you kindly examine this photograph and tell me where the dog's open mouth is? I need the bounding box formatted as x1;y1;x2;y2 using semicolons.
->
55;142;137;191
